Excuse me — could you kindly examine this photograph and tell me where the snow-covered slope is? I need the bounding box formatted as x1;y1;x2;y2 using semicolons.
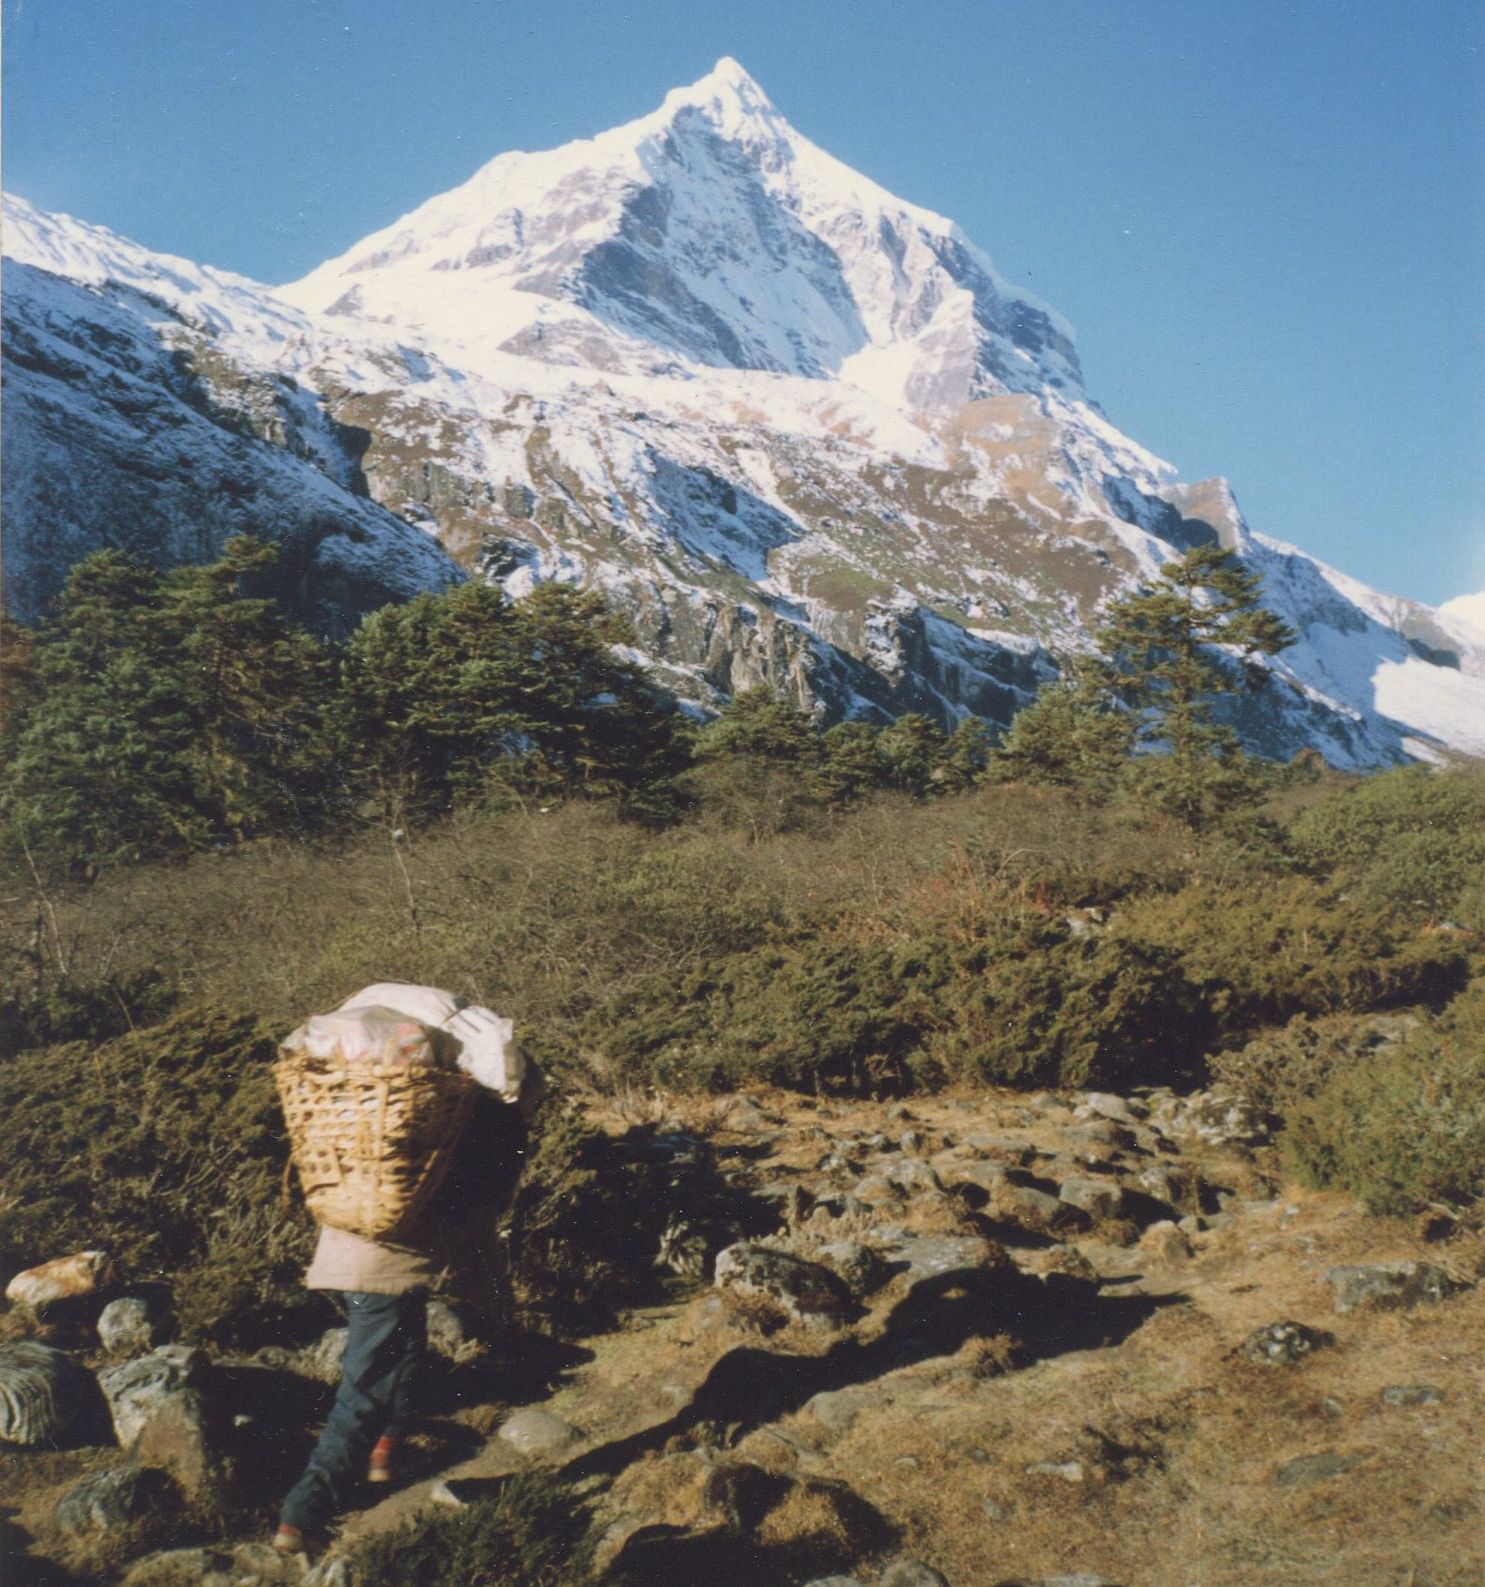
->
280;59;1080;412
3;62;1480;765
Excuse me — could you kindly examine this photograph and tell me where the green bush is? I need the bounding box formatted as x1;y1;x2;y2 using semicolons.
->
346;1472;592;1587
1282;981;1485;1213
1209;1012;1419;1123
1110;878;1467;1033
502;1110;768;1334
0;1006;315;1344
0;965;176;1056
1290;765;1485;923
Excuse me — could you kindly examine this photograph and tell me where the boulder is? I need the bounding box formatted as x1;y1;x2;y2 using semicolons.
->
1380;1384;1443;1406
1323;1261;1468;1314
1058;1177;1126;1220
4;1250;112;1309
805;1386;877;1433
992;1181;1089;1236
886;1159;945;1196
1241;1322;1327;1367
1075;1092;1143;1124
132;1388;220;1498
814;1241;888;1297
1273;1450;1358;1487
942;1162;1010;1198
875;1233;1003;1286
295;1327;348;1382
880;1560;952;1587
0;1341;97;1446
427;1300;482;1363
98;1297;157;1356
497;1407;581;1457
1156;1090;1267;1147
1138;1221;1194;1265
98;1346;211;1449
715;1244;850;1327
55;1464;177;1535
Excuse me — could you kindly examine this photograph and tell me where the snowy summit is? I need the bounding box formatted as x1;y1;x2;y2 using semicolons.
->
279;58;1081;411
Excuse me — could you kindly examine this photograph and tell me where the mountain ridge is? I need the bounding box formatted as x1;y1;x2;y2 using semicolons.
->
3;60;1483;765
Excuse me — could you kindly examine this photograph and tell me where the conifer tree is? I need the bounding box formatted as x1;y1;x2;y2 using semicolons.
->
2;540;333;871
1096;544;1295;827
337;580;685;822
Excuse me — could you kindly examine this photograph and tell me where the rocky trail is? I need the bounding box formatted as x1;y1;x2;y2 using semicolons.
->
5;1084;1483;1587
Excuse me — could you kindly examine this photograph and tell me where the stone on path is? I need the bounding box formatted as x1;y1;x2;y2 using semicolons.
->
880;1560;952;1587
1138;1221;1194;1265
1058;1177;1125;1220
715;1243;851;1326
97;1344;223;1499
1273;1449;1358;1487
4;1250;112;1309
98;1297;157;1355
97;1345;210;1449
1380;1384;1443;1406
0;1341;97;1446
497;1406;581;1456
1242;1321;1326;1367
55;1465;177;1534
1324;1261;1467;1314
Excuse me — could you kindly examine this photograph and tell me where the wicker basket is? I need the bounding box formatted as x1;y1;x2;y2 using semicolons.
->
275;1051;477;1241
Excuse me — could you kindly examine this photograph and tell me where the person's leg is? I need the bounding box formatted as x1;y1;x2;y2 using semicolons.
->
279;1291;426;1534
383;1290;427;1438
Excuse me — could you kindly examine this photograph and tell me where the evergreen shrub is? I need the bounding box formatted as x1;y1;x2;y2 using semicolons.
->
1282;980;1485;1213
0;1006;316;1343
1290;765;1485;924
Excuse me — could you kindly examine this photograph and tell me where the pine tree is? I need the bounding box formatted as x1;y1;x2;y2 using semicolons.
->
337;580;686;822
1095;544;1296;828
993;660;1136;792
2;540;333;871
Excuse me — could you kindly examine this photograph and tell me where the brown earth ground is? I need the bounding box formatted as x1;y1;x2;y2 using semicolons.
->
6;1086;1485;1587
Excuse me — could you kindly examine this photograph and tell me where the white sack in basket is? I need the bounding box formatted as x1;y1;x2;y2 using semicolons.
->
337;983;524;1104
283;1005;444;1069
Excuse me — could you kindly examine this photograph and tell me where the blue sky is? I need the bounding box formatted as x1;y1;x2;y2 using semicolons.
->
4;0;1482;605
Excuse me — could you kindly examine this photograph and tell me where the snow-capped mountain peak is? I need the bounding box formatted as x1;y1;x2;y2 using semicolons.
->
277;60;1081;410
656;55;786;141
5;64;1481;767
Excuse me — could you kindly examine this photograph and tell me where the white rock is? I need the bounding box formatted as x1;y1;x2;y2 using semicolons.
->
5;1250;112;1309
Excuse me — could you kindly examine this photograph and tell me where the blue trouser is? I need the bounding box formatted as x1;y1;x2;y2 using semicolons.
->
280;1290;427;1531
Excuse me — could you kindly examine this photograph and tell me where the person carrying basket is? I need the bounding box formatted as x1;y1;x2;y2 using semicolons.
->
271;983;541;1555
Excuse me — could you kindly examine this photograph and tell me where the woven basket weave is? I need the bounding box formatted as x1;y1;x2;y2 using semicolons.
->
275;1051;476;1241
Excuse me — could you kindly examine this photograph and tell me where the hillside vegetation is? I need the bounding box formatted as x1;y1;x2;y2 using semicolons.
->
3;544;1484;1324
2;547;1484;1585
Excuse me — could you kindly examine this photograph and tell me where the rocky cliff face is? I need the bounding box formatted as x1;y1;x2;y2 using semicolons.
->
4;61;1483;764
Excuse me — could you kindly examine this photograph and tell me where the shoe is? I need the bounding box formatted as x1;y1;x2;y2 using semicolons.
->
272;1523;309;1555
367;1435;399;1484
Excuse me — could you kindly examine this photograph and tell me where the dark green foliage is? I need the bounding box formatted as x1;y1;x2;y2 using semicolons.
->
502;1110;767;1334
339;580;688;824
0;965;175;1056
346;1471;592;1587
1110;878;1467;1031
1289;765;1485;925
995;546;1296;826
0;1006;315;1344
1211;1012;1418;1123
2;540;335;871
1282;980;1485;1213
991;664;1135;792
583;916;1209;1097
692;690;995;822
